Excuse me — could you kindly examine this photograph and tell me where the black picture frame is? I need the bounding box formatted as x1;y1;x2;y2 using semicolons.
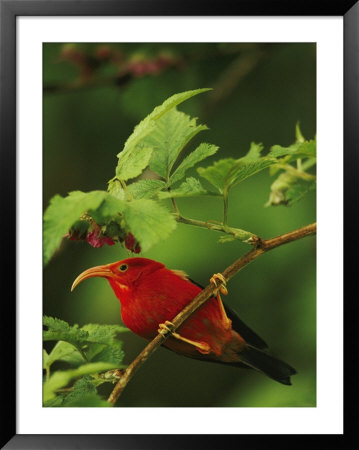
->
1;1;356;448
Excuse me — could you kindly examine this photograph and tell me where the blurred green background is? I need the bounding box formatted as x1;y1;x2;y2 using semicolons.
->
43;43;316;407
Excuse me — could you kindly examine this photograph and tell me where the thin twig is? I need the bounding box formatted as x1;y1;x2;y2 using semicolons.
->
175;214;258;244
107;222;316;405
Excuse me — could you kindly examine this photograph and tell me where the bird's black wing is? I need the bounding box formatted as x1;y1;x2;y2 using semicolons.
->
188;278;268;350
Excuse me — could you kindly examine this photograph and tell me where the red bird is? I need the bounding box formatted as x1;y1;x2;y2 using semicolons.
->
71;257;296;385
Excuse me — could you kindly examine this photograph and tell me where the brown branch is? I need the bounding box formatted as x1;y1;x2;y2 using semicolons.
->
107;222;316;405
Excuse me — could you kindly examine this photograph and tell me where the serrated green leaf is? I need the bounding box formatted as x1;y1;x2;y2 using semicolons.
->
169;143;219;185
89;194;125;224
158;178;208;199
81;323;128;345
107;179;126;200
116;146;154;181
45;341;81;369
90;342;125;365
148;109;208;179
43;349;49;370
43;316;89;346
197;144;276;194
65;392;112;407
266;171;316;206
43;362;118;402
123;199;177;252
286;178;316;205
116;88;211;181
43;190;107;265
127;179;166;199
44;395;66;407
225;157;276;190
62;375;99;406
268;140;316;162
197;158;236;193
44;318;128;366
240;142;264;162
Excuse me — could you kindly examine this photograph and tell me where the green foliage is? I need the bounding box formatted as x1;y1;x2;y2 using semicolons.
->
43;316;127;406
43;90;316;267
266;127;316;206
197;143;276;195
43;190;107;264
158;178;208;199
115;88;211;181
123;199;176;251
127;179;166;199
169;143;219;185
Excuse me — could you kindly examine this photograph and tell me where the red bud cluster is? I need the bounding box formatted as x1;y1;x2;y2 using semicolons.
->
124;233;141;254
67;219;141;253
126;55;176;78
58;44;179;87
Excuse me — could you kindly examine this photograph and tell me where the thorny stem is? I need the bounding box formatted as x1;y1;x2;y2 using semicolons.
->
107;221;316;405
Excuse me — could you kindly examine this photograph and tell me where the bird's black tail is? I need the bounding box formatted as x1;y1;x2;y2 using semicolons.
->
238;345;297;385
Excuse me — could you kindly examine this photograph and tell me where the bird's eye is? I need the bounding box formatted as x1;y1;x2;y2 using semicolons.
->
118;264;128;272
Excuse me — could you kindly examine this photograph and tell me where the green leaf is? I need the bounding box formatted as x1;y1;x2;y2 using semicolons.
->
116;146;154;181
197;146;276;194
44;395;66;407
90;342;124;365
286;178;316;205
224;157;276;191
107;179;126;200
148;109;208;179
123;199;177;252
295;122;305;143
116;88;211;181
89;194;125;224
240;142;264;162
266;172;316;206
43;350;49;370
43;316;89;347
127;179;166;199
43;362;118;402
197;158;236;194
43;190;107;265
158;178;208;199
59;375;113;407
169;143;219;185
268;140;316;162
65;392;112;407
45;341;81;369
81;323;128;344
44;318;128;365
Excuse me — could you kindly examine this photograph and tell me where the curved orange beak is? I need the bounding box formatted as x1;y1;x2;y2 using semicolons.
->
71;263;114;292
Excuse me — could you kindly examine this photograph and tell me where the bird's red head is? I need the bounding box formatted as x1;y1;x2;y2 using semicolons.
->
71;257;165;297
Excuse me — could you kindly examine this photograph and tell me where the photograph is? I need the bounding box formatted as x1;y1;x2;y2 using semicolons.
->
42;42;317;408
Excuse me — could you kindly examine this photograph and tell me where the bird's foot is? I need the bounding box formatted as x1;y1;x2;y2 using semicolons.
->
210;273;228;295
210;273;231;331
158;321;211;354
158;320;175;336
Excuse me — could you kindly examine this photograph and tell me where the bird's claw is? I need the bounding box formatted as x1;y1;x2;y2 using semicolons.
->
210;273;228;295
158;320;175;336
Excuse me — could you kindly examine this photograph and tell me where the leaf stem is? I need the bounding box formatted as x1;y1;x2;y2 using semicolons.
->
120;180;133;201
107;221;316;405
278;163;316;180
223;189;229;227
75;345;89;363
175;214;257;244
